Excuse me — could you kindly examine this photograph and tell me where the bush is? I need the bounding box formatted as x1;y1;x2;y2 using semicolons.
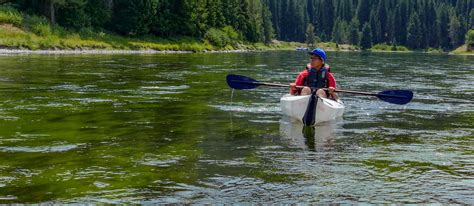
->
0;5;22;26
372;43;409;51
204;28;230;48
203;26;241;48
32;23;52;37
79;27;96;38
466;29;474;44
427;47;443;53
222;26;240;42
372;44;392;51
25;15;52;36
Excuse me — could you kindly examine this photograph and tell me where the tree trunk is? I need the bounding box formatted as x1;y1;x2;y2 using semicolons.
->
49;0;56;24
106;0;113;9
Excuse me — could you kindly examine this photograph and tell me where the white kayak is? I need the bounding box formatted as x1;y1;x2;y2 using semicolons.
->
280;94;344;125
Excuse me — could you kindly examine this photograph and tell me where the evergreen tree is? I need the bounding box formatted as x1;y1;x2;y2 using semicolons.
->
306;23;316;47
407;12;423;49
307;0;315;25
56;0;90;30
321;0;335;40
245;0;263;42
391;6;404;44
416;1;428;48
387;10;395;43
207;0;225;28
470;9;474;28
48;0;66;24
236;0;251;41
313;0;324;38
398;0;408;45
266;0;280;39
356;0;370;29
262;4;274;44
111;0;158;35
279;0;290;41
466;29;474;44
152;0;174;36
449;13;464;48
426;0;438;47
376;0;388;42
86;0;112;28
295;1;307;42
369;8;381;44
187;0;208;37
331;18;343;44
349;18;360;45
360;22;372;49
437;6;451;49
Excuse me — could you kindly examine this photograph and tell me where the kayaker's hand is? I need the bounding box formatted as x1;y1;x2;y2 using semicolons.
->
290;83;297;95
328;87;335;94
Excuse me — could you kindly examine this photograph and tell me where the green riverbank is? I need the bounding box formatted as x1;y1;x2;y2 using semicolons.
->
1;21;472;55
1;4;472;55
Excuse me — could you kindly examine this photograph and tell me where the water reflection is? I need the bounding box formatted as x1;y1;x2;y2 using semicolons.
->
279;116;339;151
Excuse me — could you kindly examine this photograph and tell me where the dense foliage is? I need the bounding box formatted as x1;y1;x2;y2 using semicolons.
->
3;0;474;50
267;0;473;50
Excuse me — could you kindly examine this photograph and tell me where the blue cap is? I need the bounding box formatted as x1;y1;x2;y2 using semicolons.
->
308;48;327;62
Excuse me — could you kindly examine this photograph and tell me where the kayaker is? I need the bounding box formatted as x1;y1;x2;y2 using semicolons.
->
289;48;339;101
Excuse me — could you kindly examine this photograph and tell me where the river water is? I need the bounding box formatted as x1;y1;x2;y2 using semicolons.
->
0;51;472;204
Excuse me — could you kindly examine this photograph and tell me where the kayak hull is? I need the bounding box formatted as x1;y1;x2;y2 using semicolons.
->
280;94;344;125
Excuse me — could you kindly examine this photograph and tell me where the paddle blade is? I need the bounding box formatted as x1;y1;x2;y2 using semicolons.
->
377;90;413;105
302;95;317;126
226;74;260;90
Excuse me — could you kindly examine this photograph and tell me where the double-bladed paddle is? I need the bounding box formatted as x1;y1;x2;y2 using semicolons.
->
226;74;413;105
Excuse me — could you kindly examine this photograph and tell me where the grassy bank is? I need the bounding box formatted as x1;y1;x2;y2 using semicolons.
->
0;5;381;53
2;6;471;55
0;6;308;52
451;44;474;55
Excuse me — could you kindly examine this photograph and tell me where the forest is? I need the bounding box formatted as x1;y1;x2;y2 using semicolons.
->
3;0;474;51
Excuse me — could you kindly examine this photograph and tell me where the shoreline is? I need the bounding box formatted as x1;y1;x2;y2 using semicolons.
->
0;48;472;56
0;48;257;55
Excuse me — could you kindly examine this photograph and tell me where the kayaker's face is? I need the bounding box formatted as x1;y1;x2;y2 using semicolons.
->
310;55;324;68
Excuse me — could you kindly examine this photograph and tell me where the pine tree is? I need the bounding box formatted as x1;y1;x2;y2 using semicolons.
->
56;0;90;30
387;10;395;43
449;13;463;48
369;8;381;44
245;0;263;42
376;0;388;42
356;0;370;29
360;22;372;49
321;0;335;40
398;0;408;45
266;0;280;39
189;0;209;37
111;0;158;35
349;18;360;46
417;1;428;48
207;0;225;28
331;18;343;44
437;6;451;49
86;0;112;28
47;0;66;24
426;0;438;47
407;12;423;49
306;23;316;47
470;8;474;29
262;3;274;44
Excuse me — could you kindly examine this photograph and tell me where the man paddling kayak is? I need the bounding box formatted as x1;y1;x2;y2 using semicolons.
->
289;48;339;101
